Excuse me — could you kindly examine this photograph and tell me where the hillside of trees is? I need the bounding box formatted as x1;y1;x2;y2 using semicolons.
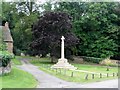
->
1;1;120;60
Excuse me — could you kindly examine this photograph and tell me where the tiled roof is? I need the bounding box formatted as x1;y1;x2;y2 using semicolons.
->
1;26;13;42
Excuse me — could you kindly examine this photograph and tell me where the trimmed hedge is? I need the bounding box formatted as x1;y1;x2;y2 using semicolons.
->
81;56;104;64
0;51;14;67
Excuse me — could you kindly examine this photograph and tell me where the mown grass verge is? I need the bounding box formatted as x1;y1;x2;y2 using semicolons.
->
30;57;119;83
0;66;38;88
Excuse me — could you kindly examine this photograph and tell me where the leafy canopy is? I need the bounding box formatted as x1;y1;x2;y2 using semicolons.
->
30;11;79;57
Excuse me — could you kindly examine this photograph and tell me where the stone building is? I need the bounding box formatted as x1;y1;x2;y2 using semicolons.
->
0;22;13;75
1;22;13;53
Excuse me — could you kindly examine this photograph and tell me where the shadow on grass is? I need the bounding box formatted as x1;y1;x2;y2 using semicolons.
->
30;58;56;65
38;61;54;65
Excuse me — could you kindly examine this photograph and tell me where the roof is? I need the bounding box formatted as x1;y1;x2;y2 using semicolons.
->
0;26;13;42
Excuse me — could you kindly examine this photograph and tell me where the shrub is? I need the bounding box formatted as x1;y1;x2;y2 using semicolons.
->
0;51;14;67
0;44;6;51
100;58;118;67
82;56;104;64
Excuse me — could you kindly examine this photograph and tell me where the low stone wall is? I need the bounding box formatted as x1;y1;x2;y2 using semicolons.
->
72;56;84;64
0;62;11;75
100;58;119;67
72;56;119;66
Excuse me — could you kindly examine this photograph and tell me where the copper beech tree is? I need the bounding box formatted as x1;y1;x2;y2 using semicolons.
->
30;11;79;59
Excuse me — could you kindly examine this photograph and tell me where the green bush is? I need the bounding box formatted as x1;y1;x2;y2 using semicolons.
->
100;58;118;67
0;44;7;51
82;56;104;64
0;51;14;67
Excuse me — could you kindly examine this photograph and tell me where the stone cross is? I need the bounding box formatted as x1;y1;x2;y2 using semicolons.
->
51;36;77;70
61;36;65;59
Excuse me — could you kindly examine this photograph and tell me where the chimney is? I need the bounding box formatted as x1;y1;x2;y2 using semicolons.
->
5;22;9;29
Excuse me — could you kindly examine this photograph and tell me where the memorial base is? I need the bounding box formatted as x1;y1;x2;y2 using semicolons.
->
51;58;77;70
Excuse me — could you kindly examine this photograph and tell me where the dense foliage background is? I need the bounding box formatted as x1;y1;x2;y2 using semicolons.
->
1;1;120;59
56;2;120;59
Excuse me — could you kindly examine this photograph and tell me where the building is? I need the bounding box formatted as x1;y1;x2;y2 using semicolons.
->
1;22;13;53
0;22;13;74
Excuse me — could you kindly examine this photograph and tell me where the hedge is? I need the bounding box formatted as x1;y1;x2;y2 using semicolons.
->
0;51;14;67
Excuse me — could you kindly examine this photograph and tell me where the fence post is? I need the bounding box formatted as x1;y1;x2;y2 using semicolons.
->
85;74;88;80
92;74;95;79
107;73;109;77
113;73;115;77
117;73;118;77
71;72;74;77
100;73;102;78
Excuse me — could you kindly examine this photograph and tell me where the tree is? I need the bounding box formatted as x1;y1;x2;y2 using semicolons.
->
2;2;40;55
55;2;120;58
30;11;79;59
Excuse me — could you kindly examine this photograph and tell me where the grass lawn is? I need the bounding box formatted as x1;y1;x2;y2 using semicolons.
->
0;66;38;88
12;57;22;65
30;57;119;83
73;64;118;74
16;56;40;60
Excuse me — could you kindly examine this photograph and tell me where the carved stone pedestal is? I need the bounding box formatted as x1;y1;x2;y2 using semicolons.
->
51;58;77;70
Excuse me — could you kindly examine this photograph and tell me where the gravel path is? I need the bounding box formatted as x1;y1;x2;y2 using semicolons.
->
17;59;118;88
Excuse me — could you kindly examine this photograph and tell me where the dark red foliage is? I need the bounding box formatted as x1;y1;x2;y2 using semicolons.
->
30;11;79;57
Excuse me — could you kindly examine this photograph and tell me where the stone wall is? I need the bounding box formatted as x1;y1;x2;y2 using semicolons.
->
72;56;119;66
72;56;84;64
0;62;11;75
6;42;13;53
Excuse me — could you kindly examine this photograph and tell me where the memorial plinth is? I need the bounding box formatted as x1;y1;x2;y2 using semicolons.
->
51;36;77;70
